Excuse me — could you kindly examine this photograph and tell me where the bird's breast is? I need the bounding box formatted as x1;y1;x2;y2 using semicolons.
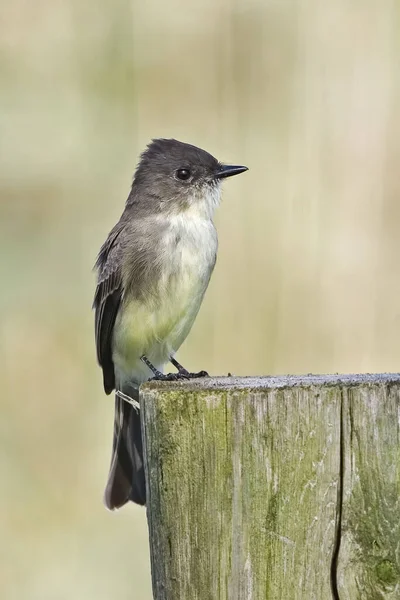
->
156;213;217;327
113;213;217;376
163;212;217;283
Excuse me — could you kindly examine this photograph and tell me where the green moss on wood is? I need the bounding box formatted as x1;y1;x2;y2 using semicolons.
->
338;384;400;599
142;377;400;600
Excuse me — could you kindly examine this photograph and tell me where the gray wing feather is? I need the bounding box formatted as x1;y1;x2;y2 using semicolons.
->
94;220;147;508
93;223;124;394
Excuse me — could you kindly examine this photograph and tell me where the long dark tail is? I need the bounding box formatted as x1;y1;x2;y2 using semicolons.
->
103;387;146;509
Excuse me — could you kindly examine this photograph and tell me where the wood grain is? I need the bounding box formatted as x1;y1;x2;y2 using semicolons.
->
140;374;400;600
338;383;400;599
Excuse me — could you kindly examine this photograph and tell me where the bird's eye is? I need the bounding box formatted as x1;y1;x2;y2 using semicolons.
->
175;168;191;181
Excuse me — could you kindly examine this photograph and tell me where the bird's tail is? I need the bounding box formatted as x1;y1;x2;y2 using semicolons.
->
103;385;146;509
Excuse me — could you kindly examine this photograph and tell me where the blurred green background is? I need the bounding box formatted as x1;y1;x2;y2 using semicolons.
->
1;1;400;598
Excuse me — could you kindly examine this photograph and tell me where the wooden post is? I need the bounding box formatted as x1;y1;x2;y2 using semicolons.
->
140;374;400;600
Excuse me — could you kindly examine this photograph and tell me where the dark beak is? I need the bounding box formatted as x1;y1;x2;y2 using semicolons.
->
215;164;248;179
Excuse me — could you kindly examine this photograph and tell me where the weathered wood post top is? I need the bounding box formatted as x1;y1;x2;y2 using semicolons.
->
141;374;400;600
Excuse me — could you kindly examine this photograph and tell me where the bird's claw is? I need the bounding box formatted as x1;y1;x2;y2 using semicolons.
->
189;370;209;378
177;369;209;379
150;372;189;382
150;370;208;382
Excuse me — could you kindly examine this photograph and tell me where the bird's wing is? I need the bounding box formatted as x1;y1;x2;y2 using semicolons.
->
93;223;125;394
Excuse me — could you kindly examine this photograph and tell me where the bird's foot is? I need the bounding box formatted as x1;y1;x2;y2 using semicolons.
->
178;369;209;379
141;355;209;382
149;371;191;381
170;357;208;378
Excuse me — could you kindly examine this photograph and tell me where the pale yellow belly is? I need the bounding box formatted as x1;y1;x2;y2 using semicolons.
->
112;275;206;383
113;211;217;385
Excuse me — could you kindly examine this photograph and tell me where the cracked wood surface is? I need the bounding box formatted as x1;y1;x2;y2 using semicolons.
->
140;374;400;600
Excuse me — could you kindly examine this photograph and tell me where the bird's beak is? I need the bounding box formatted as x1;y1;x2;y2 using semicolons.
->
215;164;248;179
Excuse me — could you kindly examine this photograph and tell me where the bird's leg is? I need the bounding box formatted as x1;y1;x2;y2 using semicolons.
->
140;355;188;381
170;357;208;379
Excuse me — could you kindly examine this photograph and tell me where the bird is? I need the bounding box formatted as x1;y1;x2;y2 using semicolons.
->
93;138;248;510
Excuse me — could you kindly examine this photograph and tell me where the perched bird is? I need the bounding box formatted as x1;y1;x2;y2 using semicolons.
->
93;138;248;510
